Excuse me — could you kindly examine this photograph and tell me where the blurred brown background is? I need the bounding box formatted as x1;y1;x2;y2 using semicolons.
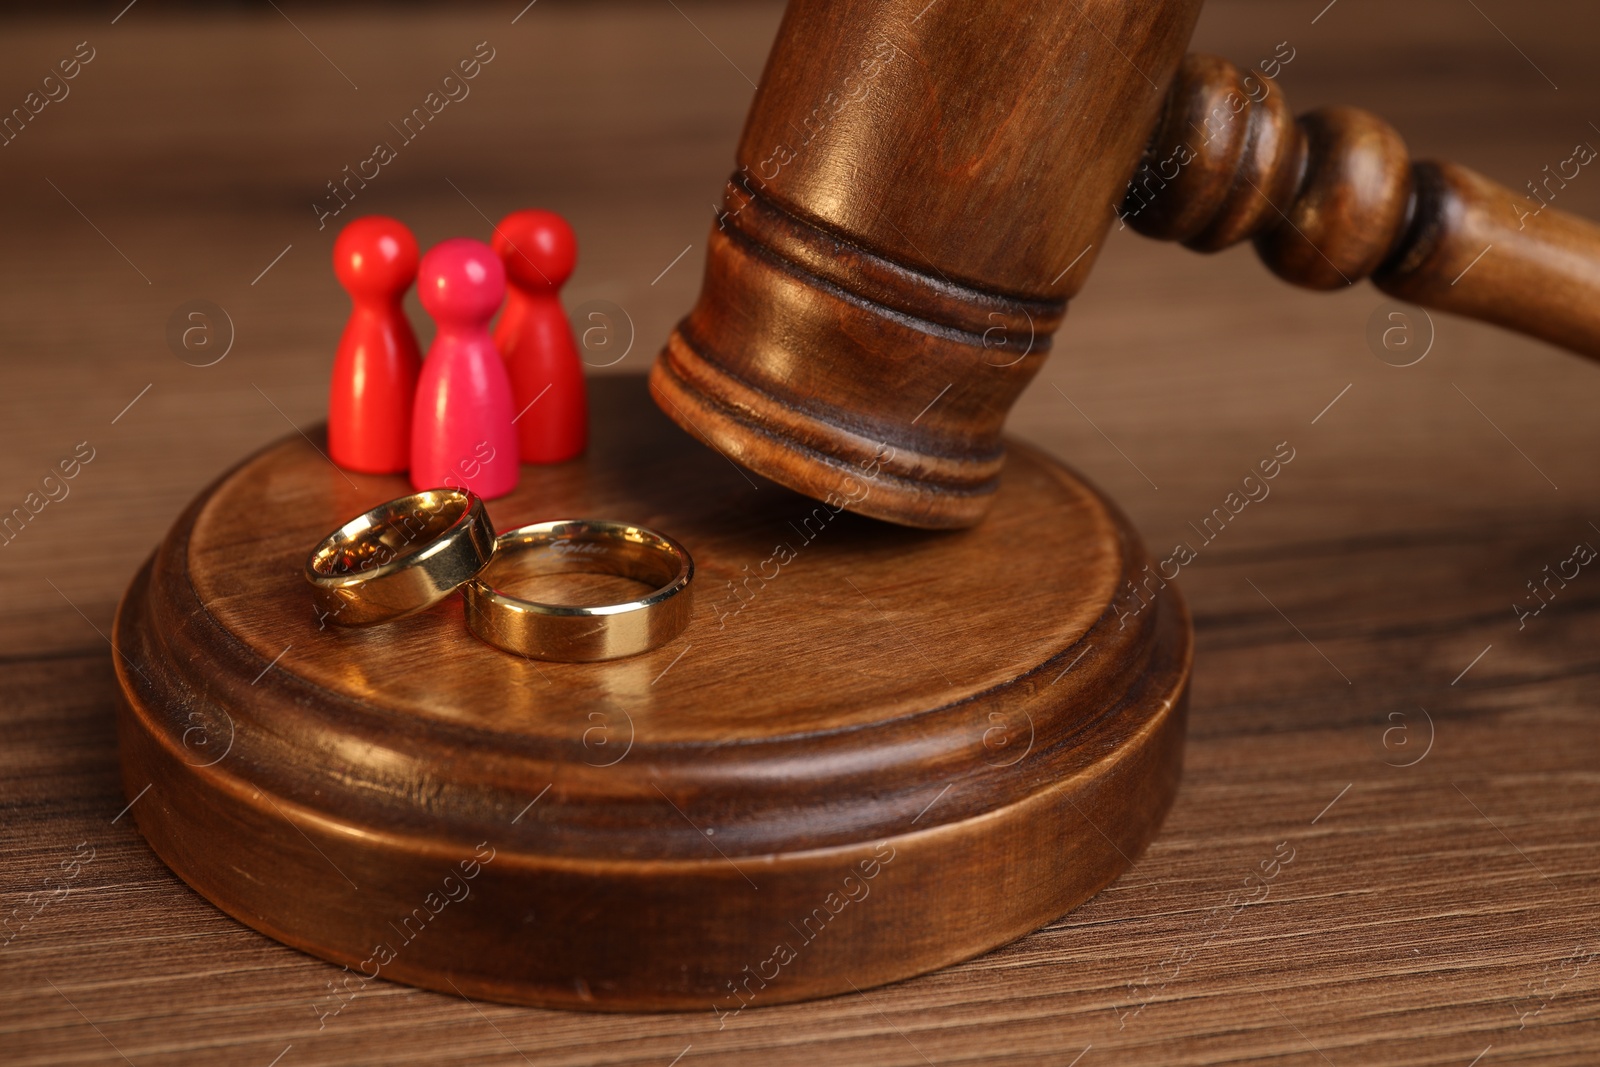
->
3;1;1599;1064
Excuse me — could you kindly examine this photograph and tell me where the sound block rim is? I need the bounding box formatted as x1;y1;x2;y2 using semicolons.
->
112;395;1189;1014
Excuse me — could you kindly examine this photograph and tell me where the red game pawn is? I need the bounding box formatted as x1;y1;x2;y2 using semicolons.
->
410;238;520;499
491;210;588;463
329;216;422;473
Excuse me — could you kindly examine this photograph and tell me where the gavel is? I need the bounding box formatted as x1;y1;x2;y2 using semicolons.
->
650;0;1600;528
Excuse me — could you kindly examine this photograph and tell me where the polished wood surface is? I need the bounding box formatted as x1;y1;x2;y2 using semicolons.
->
1129;53;1600;358
112;377;1187;1010
657;0;1600;533
4;2;1600;1064
654;0;1205;529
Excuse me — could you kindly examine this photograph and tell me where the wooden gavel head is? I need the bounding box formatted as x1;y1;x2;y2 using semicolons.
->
650;0;1600;528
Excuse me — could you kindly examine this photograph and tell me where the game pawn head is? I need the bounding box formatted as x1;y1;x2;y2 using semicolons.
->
493;209;577;293
420;236;508;324
335;215;419;296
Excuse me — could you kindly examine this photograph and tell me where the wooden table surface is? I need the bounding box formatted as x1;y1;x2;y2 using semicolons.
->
3;2;1599;1064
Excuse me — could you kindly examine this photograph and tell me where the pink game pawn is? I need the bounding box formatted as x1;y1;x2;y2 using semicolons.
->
329;216;422;473
410;238;520;499
491;210;588;463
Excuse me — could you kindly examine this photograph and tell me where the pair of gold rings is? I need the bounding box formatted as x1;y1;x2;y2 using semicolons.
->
304;489;693;662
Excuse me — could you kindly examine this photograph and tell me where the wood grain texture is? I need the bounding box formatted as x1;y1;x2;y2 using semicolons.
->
4;2;1600;1064
652;0;1205;528
659;11;1600;532
1128;52;1600;357
1377;160;1600;358
112;377;1187;1010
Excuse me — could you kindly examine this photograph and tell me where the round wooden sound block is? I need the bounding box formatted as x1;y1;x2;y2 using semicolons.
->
112;377;1189;1013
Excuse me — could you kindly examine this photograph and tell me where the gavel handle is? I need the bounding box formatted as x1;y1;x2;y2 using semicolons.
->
1123;54;1600;361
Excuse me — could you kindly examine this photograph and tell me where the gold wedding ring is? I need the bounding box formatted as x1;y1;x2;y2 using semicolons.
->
463;520;694;661
305;488;496;625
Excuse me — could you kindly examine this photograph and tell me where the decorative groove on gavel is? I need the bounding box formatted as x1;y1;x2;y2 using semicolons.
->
653;184;1062;529
1124;53;1600;360
651;0;1204;531
654;8;1600;532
